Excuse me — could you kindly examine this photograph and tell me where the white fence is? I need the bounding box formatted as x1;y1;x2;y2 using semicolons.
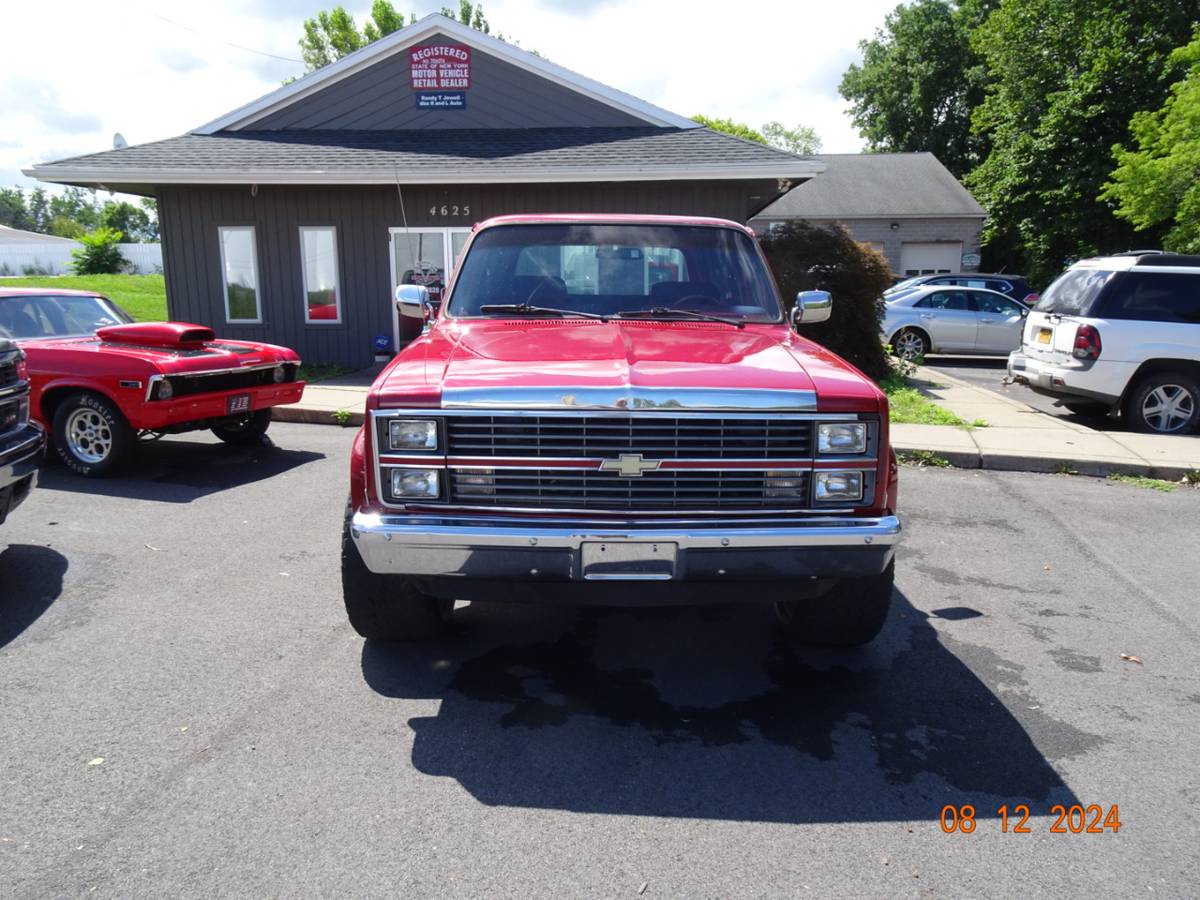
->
0;242;162;276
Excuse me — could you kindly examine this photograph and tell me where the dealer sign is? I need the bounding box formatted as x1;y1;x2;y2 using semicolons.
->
410;44;472;90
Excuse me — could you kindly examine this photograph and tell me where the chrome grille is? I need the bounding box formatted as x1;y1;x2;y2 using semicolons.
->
445;415;813;460
447;468;811;511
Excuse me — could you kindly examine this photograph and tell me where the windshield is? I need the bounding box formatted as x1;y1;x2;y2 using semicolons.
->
1034;269;1112;316
446;224;783;322
885;276;925;295
0;294;133;340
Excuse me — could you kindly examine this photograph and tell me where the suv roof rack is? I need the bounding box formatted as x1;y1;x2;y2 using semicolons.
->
1131;253;1200;267
1110;250;1164;257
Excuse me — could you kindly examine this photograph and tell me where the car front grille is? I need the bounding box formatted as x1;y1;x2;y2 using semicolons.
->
446;467;811;511
163;364;298;399
445;415;813;460
0;351;18;390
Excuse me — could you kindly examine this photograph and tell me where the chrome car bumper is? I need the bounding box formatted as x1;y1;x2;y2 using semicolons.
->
1007;351;1120;406
350;511;901;584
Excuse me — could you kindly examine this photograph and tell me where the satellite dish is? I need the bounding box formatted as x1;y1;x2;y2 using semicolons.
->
113;133;127;149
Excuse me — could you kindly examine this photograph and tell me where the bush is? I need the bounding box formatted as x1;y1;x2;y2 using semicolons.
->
70;227;127;275
758;220;891;382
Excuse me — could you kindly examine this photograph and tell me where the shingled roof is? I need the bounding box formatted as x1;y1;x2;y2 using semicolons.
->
27;127;823;190
753;152;984;220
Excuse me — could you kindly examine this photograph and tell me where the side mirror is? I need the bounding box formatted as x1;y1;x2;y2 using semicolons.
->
790;290;832;327
395;284;432;321
1020;307;1030;318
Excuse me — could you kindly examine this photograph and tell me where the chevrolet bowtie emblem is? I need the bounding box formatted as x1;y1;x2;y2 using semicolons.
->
599;454;662;477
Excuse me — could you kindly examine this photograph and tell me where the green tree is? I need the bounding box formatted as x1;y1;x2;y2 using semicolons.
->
0;187;32;231
100;200;155;243
48;216;86;239
762;122;822;155
70;227;127;275
49;187;101;232
967;0;1199;285
440;1;490;33
1101;30;1200;254
26;188;50;233
690;115;767;144
840;0;992;179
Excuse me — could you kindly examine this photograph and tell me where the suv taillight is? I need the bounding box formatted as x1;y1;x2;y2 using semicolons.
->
1073;324;1101;360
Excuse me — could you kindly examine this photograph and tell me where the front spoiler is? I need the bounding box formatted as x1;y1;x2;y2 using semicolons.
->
350;511;901;584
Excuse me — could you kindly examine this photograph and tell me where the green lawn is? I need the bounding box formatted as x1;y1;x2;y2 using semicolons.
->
2;274;167;321
881;374;985;428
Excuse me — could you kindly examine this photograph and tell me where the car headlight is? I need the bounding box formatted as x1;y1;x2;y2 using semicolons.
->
156;378;174;401
814;471;864;502
388;418;438;451
390;468;440;499
817;422;867;454
273;365;286;383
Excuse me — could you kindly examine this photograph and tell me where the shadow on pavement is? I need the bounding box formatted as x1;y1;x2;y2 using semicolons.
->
0;544;67;648
37;438;325;503
361;591;1096;824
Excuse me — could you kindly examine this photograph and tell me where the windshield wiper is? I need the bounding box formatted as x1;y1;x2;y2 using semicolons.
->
477;302;608;321
616;307;745;328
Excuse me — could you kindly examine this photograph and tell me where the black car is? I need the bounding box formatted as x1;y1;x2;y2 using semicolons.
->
885;273;1039;306
0;338;43;526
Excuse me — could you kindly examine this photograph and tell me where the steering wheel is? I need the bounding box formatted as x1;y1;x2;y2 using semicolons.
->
665;294;725;311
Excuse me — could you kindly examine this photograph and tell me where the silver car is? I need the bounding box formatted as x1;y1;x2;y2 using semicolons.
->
881;286;1030;359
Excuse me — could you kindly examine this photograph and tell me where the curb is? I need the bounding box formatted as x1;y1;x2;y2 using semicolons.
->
892;440;1197;481
273;405;364;428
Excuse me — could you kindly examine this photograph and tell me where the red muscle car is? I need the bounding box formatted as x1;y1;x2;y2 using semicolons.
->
342;214;902;647
0;288;305;477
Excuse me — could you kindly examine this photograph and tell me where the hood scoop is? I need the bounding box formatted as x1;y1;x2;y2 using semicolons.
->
96;322;215;349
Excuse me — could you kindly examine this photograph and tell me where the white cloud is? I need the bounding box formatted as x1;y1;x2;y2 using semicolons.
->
2;0;892;194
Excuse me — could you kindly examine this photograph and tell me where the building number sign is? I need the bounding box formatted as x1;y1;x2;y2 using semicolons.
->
429;205;471;218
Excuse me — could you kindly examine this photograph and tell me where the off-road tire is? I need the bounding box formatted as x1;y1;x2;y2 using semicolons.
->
211;409;273;445
1122;372;1200;435
341;500;450;641
51;392;134;478
775;560;895;647
892;328;930;360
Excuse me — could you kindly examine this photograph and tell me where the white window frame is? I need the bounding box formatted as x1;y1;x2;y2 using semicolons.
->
217;226;262;324
300;226;342;325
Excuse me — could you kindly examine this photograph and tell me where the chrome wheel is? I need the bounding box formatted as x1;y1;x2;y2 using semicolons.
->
894;330;927;360
1141;384;1195;433
65;408;114;464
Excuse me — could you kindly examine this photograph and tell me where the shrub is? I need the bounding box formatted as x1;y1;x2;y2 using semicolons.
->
758;220;891;382
70;227;127;275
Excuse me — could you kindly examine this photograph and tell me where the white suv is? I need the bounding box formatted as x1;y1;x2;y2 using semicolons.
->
1007;252;1200;434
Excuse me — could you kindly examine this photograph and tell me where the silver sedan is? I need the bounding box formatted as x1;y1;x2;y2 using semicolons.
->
881;286;1030;359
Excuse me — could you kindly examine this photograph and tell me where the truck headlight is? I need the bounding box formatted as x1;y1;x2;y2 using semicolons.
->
817;422;867;454
388;418;438;451
156;378;174;401
391;468;440;499
814;471;864;502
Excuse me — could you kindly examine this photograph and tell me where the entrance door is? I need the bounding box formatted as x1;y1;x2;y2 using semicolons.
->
389;227;472;349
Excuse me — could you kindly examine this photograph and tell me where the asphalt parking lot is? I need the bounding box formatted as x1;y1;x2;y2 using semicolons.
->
2;421;1198;897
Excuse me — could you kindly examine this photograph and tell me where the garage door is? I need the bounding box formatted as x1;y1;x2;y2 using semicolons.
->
900;242;962;276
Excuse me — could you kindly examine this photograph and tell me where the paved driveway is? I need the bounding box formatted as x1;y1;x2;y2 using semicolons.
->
2;423;1197;897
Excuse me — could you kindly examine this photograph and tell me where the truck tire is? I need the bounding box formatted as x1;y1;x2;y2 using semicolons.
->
341;501;450;641
211;409;272;445
1122;372;1200;434
52;392;134;478
775;560;895;647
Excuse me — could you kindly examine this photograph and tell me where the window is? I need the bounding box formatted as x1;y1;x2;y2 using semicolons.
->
218;226;261;323
301;227;341;324
972;292;1024;315
915;291;971;311
0;295;131;340
1094;272;1200;324
1035;269;1111;316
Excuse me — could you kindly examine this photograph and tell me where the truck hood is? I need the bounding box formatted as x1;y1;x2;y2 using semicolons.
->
375;320;883;411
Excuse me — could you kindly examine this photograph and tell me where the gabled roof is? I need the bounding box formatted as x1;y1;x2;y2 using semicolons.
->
751;152;985;220
0;225;80;246
194;13;697;134
26;127;824;187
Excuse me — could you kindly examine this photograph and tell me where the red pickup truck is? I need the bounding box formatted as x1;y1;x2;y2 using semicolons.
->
343;215;901;646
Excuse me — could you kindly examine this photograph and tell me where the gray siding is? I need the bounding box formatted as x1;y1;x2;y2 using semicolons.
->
248;36;644;131
747;215;985;274
159;181;777;367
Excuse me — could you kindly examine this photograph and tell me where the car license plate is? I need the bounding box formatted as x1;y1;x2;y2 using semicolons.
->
1036;327;1053;345
581;541;677;580
226;394;252;414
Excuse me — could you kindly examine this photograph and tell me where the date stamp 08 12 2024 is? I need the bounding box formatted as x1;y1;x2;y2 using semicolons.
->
940;804;1122;834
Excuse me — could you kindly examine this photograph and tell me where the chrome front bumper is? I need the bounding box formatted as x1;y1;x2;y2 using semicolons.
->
350;511;901;583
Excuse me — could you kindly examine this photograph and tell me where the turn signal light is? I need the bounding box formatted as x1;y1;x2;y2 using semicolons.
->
1073;325;1101;360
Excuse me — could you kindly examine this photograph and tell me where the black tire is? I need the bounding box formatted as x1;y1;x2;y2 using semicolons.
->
51;392;133;478
1122;372;1200;434
341;500;450;641
891;328;930;360
211;409;272;445
774;560;895;647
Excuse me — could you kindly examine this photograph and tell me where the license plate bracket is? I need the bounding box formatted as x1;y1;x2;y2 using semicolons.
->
226;394;252;414
581;541;677;581
1036;327;1053;345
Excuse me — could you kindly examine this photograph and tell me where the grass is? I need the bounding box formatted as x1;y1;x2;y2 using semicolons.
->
2;274;167;321
898;449;952;468
880;373;985;428
299;363;357;383
1108;473;1178;493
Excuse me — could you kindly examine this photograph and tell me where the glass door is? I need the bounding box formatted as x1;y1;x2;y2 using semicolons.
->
389;227;474;349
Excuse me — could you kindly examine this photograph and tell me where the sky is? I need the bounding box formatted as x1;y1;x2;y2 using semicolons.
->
0;0;901;196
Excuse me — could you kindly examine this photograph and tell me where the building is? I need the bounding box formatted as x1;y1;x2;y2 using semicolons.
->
748;153;986;277
28;13;983;366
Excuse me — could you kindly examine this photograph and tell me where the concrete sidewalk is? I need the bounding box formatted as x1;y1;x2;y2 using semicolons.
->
892;366;1200;478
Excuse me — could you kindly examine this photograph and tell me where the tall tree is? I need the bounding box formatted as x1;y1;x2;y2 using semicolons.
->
762;122;822;155
1101;30;1200;254
0;188;32;231
967;0;1200;285
690;115;767;144
840;0;992;179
